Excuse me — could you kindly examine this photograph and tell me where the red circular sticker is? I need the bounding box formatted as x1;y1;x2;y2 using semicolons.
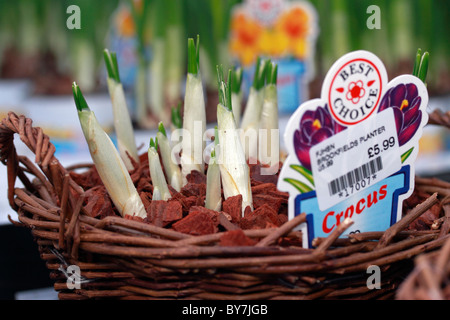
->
328;58;383;126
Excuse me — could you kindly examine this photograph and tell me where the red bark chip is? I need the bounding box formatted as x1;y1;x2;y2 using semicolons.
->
277;213;288;226
70;166;103;189
180;196;199;213
148;200;183;227
253;194;284;213
140;192;152;211
189;206;220;225
222;195;243;223
249;163;280;185
83;186;114;218
219;230;256;246
164;201;183;226
181;182;206;197
186;170;207;184
172;211;218;235
251;183;277;195
407;203;442;231
148;200;166;227
240;204;279;230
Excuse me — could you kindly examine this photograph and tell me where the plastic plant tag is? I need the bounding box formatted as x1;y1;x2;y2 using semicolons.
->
229;0;318;114
278;50;429;248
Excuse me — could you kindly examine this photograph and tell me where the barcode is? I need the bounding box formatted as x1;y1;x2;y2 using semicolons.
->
328;156;383;196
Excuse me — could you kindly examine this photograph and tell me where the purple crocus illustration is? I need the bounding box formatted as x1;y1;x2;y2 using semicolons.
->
378;83;422;146
293;104;346;171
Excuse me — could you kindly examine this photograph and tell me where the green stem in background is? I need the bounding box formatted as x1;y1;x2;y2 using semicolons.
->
17;0;43;56
148;0;167;123
240;57;269;160
181;35;206;185
67;0;105;93
72;37;97;93
104;49;139;170
230;67;243;126
164;0;184;108
216;66;252;215
157;122;182;192
331;0;350;60
389;0;413;61
129;0;150;126
258;61;279;168
149;37;165;120
148;137;172;201
43;0;68;73
73;82;146;219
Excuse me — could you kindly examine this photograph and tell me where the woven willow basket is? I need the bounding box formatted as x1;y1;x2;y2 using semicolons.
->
1;110;449;300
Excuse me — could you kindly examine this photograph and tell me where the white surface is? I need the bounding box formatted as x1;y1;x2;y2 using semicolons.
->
15;287;59;300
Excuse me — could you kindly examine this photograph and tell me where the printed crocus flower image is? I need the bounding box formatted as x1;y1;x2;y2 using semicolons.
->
378;83;422;146
293;105;346;170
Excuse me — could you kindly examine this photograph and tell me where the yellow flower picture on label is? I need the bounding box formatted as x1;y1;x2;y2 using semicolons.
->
230;2;315;65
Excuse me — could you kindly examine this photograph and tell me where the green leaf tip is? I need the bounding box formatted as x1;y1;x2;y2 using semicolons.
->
252;57;269;90
266;62;278;85
103;49;121;83
171;102;182;129
230;67;243;94
72;82;90;112
187;35;200;75
412;48;429;84
158;121;167;137
149;137;158;150
216;65;233;112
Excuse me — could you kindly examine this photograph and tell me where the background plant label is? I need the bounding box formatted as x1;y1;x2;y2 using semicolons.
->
310;108;401;211
229;0;318;114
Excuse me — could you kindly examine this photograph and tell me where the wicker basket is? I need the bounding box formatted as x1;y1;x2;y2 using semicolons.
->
396;235;450;300
1;111;449;300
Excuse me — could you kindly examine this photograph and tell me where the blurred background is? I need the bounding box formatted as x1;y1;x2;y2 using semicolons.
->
0;0;449;299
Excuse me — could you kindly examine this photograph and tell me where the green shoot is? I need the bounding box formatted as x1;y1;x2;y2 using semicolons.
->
216;67;253;215
158;121;167;137
217;65;232;112
187;35;200;76
72;82;90;112
148;136;171;201
231;67;243;94
412;48;430;84
149;137;158;150
171;101;182;129
252;57;269;90
157;121;182;191
73;81;146;218
103;49;120;83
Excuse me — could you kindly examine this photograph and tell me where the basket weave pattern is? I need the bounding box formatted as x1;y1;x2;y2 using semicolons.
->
1;111;449;300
